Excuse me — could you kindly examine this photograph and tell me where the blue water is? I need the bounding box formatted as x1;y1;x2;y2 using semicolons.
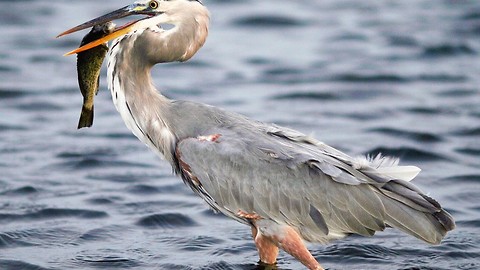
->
1;0;479;269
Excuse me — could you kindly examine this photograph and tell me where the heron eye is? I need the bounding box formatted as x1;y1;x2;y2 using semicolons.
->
149;1;159;9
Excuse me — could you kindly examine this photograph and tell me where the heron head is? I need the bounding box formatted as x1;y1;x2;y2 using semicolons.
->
57;0;206;56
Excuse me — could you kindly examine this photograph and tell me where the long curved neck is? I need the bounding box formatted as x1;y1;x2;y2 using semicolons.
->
106;12;209;163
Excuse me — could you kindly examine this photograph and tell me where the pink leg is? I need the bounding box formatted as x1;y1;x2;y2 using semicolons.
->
240;211;323;270
274;226;323;270
252;224;323;270
251;226;279;265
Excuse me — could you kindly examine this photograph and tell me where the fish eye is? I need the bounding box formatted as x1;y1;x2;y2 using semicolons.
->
149;1;159;9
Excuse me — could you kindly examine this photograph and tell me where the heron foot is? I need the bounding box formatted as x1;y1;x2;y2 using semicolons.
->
257;260;278;270
252;226;279;265
251;223;324;270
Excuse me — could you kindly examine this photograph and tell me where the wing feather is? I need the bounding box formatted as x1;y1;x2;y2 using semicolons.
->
174;125;453;244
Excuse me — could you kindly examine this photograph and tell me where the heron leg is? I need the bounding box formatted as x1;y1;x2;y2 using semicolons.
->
274;226;323;270
256;222;324;270
251;226;279;265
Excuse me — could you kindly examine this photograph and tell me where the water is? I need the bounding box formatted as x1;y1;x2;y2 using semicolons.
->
0;0;479;269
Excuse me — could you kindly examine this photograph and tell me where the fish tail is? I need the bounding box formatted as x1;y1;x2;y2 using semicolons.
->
77;105;94;129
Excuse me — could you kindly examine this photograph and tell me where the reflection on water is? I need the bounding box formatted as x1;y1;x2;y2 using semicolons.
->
0;0;479;269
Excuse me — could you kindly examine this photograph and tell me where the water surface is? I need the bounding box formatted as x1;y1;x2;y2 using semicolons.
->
0;0;479;269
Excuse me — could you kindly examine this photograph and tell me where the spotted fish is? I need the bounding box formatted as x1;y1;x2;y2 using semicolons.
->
76;22;114;129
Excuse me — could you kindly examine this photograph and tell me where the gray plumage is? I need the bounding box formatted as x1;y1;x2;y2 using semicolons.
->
170;102;454;244
58;1;455;268
78;0;455;245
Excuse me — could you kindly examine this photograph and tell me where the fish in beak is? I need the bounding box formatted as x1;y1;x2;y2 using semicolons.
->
75;22;114;129
57;3;158;56
58;2;159;128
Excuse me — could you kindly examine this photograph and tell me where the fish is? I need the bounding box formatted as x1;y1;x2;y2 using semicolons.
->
76;22;115;129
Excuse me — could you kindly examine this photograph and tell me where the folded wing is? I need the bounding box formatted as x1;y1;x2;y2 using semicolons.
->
174;125;454;244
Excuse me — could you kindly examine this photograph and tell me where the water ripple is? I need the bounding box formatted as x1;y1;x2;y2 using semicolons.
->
387;35;419;47
15;101;63;112
159;263;195;270
87;173;142;183
176;235;224;252
51;158;151;171
0;208;108;223
0;260;52;270
271;92;339;101
86;196;119;205
199;261;239;270
332;73;409;83
0;88;32;99
450;127;480;137
417;74;467;83
421;44;476;57
0;233;36;248
78;225;130;243
369;127;443;143
366;147;448;162
439;174;480;185
136;213;198;229
455;147;480;156
437;88;477;97
0;186;38;196
127;184;162;195
74;254;141;269
456;219;480;228
0;124;27;132
233;15;307;28
0;65;19;73
0;227;80;249
404;107;442;115
57;148;117;159
320;243;395;264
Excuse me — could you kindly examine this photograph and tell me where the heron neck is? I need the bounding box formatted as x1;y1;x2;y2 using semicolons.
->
105;12;209;163
107;33;177;163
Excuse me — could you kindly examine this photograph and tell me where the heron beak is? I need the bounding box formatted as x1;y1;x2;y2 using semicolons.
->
57;4;156;56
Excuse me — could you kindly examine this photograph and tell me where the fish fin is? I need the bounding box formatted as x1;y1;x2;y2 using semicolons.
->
77;105;94;129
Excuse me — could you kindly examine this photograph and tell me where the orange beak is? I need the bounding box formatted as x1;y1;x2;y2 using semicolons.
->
57;4;155;56
62;22;137;56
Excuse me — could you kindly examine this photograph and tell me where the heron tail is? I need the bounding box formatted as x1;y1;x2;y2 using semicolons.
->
378;179;455;244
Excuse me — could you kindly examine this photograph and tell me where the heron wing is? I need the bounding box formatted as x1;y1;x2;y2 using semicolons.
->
174;124;452;244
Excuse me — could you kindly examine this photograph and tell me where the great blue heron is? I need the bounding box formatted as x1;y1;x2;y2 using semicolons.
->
57;1;455;269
